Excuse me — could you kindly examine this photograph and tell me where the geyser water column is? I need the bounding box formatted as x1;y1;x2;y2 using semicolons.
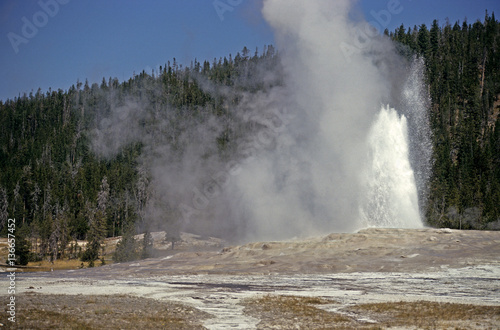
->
359;57;432;229
360;105;423;228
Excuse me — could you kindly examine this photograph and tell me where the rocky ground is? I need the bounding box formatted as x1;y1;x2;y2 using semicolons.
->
1;228;499;329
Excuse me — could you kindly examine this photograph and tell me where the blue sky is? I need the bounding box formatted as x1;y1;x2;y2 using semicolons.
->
1;0;498;101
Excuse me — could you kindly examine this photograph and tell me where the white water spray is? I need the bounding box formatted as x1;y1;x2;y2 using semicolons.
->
402;58;433;219
360;105;423;228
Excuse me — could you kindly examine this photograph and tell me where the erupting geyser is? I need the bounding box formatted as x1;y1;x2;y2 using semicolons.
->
238;0;433;239
360;105;423;229
92;0;433;241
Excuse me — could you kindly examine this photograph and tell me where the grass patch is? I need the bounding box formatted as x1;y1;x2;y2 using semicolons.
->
23;258;114;272
26;259;91;271
351;301;500;329
244;296;500;329
0;294;210;329
12;309;92;329
244;295;351;328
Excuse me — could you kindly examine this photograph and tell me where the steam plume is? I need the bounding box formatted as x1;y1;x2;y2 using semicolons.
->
89;0;431;241
233;0;431;239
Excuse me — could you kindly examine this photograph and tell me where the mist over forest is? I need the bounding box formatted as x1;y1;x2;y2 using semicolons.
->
0;7;499;265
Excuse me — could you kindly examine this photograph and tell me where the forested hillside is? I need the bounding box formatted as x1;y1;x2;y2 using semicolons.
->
0;45;280;262
1;13;499;263
387;12;500;229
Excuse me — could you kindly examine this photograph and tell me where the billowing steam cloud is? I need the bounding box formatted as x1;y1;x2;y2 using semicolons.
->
90;0;431;242
235;0;431;240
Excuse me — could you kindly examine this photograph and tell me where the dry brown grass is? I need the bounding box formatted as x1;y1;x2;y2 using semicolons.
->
243;296;500;329
0;293;210;329
0;237;115;272
26;259;92;271
243;295;353;329
350;301;500;329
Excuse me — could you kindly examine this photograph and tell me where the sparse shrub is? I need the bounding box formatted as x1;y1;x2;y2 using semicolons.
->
16;235;32;266
141;230;154;259
81;239;100;263
165;230;181;250
113;227;139;262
